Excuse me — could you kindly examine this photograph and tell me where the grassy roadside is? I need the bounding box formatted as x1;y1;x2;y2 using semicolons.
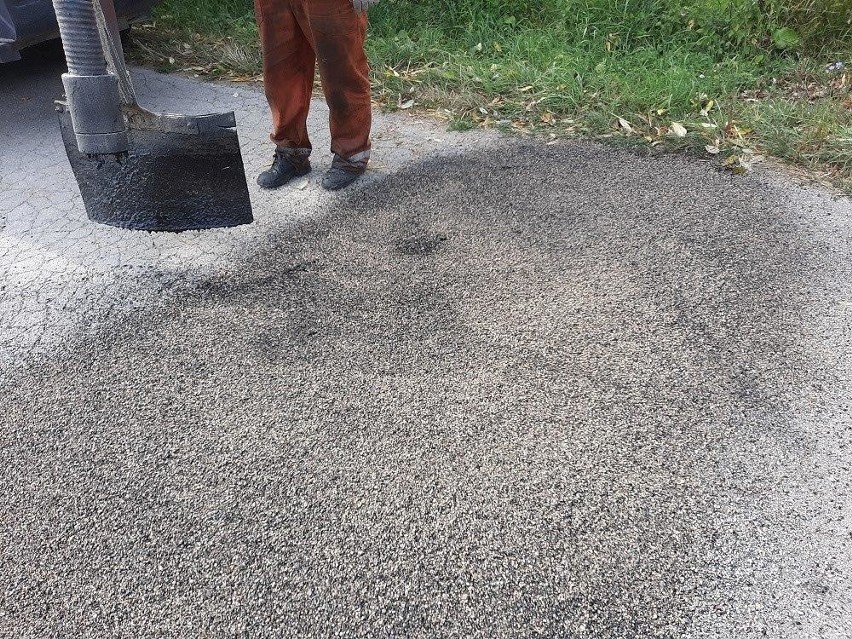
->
128;0;852;193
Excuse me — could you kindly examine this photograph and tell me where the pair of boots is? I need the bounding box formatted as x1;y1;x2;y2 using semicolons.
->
257;149;366;191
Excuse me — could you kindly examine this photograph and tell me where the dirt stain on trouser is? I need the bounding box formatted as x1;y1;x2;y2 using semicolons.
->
254;0;372;162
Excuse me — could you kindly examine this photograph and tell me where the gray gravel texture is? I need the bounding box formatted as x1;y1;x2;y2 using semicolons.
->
0;47;483;369
1;46;852;639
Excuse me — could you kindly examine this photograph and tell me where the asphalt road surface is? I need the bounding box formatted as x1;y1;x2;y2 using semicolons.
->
1;45;851;638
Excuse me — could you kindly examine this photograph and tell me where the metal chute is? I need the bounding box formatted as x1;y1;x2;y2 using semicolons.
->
53;0;253;231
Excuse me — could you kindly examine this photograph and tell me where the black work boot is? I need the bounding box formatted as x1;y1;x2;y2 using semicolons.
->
321;154;368;191
257;148;311;189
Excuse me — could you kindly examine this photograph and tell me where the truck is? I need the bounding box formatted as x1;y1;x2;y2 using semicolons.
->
1;0;158;63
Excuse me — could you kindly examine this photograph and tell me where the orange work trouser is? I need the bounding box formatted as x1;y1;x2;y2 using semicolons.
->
254;0;372;162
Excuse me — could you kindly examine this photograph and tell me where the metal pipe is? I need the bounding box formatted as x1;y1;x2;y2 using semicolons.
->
52;0;128;155
53;0;107;76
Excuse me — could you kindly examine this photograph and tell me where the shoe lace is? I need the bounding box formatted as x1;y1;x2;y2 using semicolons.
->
271;151;289;170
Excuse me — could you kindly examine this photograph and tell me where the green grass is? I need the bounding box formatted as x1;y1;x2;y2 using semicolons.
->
129;0;852;192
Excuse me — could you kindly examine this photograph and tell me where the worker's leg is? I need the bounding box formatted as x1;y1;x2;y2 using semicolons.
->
255;0;315;150
303;0;372;189
254;0;315;187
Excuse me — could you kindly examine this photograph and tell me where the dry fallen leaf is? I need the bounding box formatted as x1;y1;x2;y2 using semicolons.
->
399;99;415;110
670;122;688;137
617;117;633;133
724;154;749;175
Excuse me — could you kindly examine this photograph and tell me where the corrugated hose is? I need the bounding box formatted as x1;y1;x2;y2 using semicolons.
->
52;0;107;76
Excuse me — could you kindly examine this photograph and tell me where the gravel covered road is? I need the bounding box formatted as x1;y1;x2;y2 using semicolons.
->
1;48;851;639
